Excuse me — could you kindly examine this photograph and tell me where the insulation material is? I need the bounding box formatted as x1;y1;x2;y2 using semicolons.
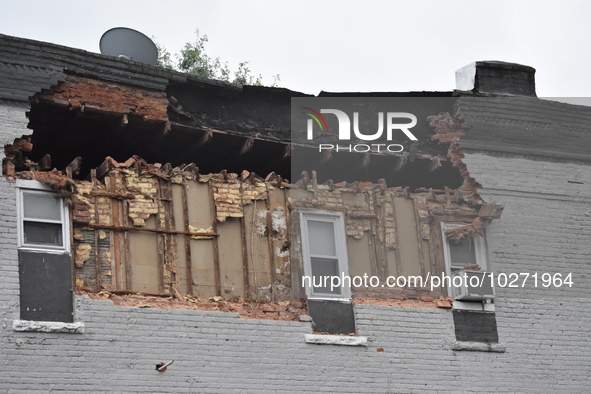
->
211;176;268;222
243;202;274;301
289;177;503;300
74;244;92;268
267;188;291;301
66;156;291;302
212;182;243;221
125;173;160;226
10;139;502;305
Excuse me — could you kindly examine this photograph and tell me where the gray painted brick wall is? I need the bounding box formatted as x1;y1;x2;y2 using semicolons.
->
0;100;30;144
1;103;591;392
2;296;590;393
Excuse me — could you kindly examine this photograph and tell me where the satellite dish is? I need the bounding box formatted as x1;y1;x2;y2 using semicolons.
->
100;27;158;65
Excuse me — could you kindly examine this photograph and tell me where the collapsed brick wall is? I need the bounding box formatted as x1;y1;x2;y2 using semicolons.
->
67;157;292;305
289;172;502;300
31;75;169;124
3;130;503;306
429;109;482;205
2;74;505;309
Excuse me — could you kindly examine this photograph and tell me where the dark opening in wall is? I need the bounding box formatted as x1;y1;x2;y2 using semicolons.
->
19;250;73;322
453;309;499;343
307;299;356;335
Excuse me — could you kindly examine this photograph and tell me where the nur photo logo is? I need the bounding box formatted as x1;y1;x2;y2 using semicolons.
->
302;107;418;153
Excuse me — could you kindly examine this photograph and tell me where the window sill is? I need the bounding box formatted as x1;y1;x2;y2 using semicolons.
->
17;247;70;255
305;333;368;347
13;320;85;334
451;341;505;353
452;301;495;312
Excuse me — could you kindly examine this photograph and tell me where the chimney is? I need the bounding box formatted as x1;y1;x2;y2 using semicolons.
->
455;61;536;97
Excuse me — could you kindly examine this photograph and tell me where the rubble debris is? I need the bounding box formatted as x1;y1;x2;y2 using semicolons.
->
80;291;308;321
436;299;453;309
15;170;77;197
7;131;501;303
445;217;487;242
3;135;77;196
155;360;174;373
428;111;482;205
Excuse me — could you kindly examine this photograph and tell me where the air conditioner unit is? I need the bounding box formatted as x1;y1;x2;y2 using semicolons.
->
452;271;495;301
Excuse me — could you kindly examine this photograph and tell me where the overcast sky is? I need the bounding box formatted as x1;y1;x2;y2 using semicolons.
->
2;0;590;98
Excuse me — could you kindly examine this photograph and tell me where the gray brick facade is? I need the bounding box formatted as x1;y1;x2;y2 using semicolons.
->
1;55;591;391
2;142;591;392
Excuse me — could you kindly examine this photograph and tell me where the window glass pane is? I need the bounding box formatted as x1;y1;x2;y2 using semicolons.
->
23;221;63;246
311;257;341;295
307;220;336;256
449;236;477;269
23;192;62;221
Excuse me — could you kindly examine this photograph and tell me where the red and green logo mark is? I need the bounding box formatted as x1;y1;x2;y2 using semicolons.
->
302;107;329;132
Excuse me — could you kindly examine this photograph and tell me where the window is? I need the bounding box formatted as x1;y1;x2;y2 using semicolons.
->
441;223;499;347
300;211;350;299
16;180;73;323
17;180;69;251
441;222;494;303
441;223;487;276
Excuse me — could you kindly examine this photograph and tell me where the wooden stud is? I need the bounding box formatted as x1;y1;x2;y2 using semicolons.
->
367;193;381;279
69;199;76;292
180;182;193;295
372;192;388;279
64;156;82;177
208;182;222;297
162;179;180;293
264;183;276;303
96;157;116;180
390;193;403;278
79;223;218;237
155;180;165;294
91;169;102;292
412;197;426;279
311;170;318;200
289;206;306;299
239;183;251;299
108;174;122;290
121;194;132;291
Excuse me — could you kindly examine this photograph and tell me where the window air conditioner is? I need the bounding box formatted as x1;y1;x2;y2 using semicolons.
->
452;270;495;301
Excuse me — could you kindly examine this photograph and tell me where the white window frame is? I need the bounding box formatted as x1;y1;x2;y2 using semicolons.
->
300;210;351;300
16;179;70;253
440;222;487;277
